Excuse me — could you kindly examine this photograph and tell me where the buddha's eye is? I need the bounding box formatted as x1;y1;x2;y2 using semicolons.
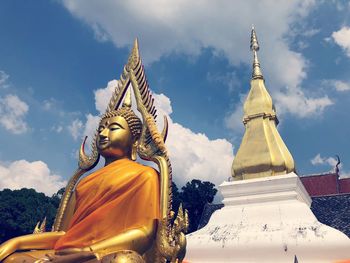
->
108;123;123;131
98;126;104;133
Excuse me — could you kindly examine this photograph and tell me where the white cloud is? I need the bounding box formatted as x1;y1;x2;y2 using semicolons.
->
225;107;243;134
332;26;350;57
68;119;84;140
310;153;324;165
43;98;57;111
297;40;309;50
301;28;320;37
153;93;173;116
61;1;309;81
333;80;350;91
166;120;233;186
43;101;52;110
0;94;29;134
81;113;100;151
61;1;331;121
153;91;234;186
310;153;350;178
94;80;119;114
335;1;347;11
323;79;350;92
224;96;245;134
61;1;313;69
0;160;66;196
51;125;63;133
0;72;30;134
91;23;110;42
324;36;332;43
310;153;337;166
83;114;100;139
274;87;333;118
0;71;9;88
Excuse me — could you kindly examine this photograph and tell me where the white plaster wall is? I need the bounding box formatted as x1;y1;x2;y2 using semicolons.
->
186;173;350;263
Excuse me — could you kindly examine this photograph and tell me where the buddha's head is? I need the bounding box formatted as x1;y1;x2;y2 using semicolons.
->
96;107;142;161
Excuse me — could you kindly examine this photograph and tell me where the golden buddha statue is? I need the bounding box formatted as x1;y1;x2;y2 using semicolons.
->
0;39;188;263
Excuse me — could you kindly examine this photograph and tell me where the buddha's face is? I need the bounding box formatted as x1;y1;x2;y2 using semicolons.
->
96;115;133;159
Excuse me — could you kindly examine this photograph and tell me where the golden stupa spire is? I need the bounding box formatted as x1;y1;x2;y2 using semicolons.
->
250;26;263;79
231;27;295;180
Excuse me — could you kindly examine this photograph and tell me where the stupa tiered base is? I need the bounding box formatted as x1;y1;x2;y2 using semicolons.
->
186;173;350;262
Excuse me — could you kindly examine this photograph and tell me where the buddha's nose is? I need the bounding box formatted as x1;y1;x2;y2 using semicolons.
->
99;128;109;138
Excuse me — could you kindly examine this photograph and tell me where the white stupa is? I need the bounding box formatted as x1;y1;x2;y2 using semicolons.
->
185;28;350;263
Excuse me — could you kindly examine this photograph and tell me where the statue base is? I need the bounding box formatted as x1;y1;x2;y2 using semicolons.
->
186;173;350;262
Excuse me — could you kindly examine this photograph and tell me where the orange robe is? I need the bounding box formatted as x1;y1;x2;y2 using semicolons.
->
54;158;160;250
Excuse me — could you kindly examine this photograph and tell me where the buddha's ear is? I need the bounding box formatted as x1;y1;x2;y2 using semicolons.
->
131;141;138;161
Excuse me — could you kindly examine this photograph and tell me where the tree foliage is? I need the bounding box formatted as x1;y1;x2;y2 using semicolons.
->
0;188;64;243
172;179;217;233
171;182;181;213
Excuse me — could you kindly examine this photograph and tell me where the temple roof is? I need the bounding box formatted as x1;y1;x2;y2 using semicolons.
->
311;194;350;237
300;172;350;197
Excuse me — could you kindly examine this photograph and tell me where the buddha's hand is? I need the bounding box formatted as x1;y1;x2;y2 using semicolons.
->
0;237;18;261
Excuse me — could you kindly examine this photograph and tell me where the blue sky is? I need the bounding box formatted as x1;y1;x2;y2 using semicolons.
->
0;0;350;195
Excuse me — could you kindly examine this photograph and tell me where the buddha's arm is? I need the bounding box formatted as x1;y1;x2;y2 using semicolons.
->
0;231;65;260
88;219;157;258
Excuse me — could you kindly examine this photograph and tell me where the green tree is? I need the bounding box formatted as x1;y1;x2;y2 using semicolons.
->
171;182;181;213
0;188;63;243
51;187;65;208
180;179;217;233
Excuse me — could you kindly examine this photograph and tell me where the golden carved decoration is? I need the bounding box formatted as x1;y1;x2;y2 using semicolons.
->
232;27;295;180
33;217;46;234
127;41;188;261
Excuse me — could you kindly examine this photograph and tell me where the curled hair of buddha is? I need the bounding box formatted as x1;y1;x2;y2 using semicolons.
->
101;107;142;140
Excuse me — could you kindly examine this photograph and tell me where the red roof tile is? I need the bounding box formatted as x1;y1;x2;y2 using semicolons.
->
340;178;350;194
300;173;338;197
